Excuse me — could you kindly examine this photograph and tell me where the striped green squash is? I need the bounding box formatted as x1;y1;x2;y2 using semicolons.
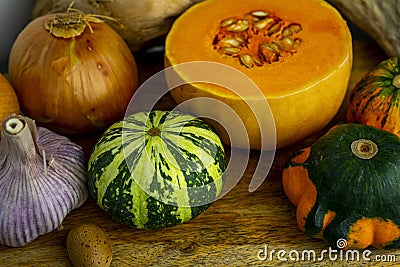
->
87;110;227;229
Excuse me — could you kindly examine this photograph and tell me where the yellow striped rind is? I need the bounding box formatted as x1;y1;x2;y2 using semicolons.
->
88;110;226;228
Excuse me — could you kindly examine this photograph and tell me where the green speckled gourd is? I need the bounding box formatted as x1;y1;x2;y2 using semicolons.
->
283;123;400;250
87;110;227;229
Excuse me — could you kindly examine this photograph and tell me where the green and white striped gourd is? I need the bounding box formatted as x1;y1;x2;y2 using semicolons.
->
87;110;227;229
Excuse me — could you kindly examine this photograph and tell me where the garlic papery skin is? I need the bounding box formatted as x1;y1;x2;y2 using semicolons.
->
0;115;88;247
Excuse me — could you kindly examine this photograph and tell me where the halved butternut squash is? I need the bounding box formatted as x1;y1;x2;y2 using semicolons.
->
165;0;352;149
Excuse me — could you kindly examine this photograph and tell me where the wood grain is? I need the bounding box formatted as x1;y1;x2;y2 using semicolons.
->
1;38;396;266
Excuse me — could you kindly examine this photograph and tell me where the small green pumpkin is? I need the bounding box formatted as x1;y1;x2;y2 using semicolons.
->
282;123;400;249
346;56;400;136
87;110;227;229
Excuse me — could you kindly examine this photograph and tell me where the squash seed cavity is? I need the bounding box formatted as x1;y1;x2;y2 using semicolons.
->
213;10;303;68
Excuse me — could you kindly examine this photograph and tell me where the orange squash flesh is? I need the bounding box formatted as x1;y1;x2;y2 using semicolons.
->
165;0;352;149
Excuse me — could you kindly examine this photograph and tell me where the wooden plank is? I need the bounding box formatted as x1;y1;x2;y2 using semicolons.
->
1;38;397;266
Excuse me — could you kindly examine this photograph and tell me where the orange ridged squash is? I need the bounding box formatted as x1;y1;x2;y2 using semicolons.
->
165;0;352;149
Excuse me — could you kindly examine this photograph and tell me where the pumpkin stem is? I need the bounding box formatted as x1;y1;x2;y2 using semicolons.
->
392;75;400;89
350;139;378;160
147;128;161;137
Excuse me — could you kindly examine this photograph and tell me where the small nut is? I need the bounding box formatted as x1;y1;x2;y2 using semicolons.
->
66;224;112;267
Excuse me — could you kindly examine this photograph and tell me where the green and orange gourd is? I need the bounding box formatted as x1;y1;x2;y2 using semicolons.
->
283;123;400;249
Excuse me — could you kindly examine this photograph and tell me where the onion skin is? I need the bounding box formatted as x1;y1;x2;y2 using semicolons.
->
0;74;20;125
8;13;139;135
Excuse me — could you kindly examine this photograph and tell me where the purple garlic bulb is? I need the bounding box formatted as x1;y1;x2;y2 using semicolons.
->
0;115;88;247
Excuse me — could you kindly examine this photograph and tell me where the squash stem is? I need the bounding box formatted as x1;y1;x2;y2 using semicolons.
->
392;75;400;89
350;139;378;160
147;128;161;136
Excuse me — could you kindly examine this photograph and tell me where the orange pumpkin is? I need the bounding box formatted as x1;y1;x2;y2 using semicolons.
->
346;57;400;137
165;0;352;149
0;74;20;123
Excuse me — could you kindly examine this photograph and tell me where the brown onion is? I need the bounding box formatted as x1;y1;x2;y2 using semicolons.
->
8;9;138;134
0;73;20;124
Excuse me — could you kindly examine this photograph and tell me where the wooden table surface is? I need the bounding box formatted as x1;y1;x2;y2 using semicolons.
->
1;32;398;266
